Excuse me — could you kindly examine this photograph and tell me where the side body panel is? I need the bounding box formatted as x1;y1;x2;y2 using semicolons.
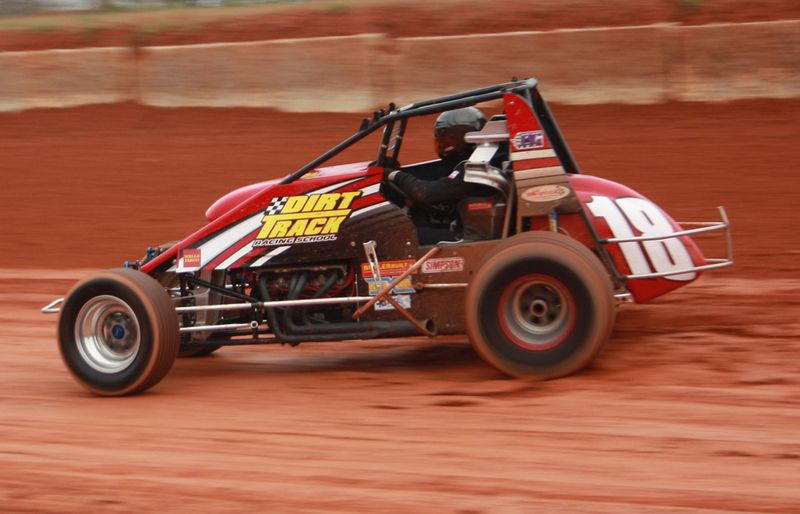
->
502;87;707;303
568;175;706;302
141;166;402;275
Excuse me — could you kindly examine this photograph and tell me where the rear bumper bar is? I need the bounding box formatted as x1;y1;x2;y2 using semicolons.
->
600;206;733;280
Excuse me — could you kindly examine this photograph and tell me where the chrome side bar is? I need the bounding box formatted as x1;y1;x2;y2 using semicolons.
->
41;298;64;314
614;292;633;303
622;259;733;280
180;297;378;333
180;321;259;334
415;283;468;289
603;222;726;243
175;295;374;314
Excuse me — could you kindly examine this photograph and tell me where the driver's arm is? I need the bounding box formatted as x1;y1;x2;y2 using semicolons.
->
384;168;469;205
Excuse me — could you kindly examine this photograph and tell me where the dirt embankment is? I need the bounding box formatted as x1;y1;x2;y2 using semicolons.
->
1;0;799;51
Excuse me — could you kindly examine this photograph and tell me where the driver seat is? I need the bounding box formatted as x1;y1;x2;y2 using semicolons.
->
457;120;511;240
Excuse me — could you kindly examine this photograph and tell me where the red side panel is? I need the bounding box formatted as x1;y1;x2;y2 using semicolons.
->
141;165;381;275
566;175;707;303
503;92;561;171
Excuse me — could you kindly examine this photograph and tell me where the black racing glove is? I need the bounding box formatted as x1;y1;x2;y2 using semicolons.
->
383;168;401;182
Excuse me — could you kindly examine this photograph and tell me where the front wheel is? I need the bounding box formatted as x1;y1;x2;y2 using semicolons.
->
58;268;180;396
465;231;615;379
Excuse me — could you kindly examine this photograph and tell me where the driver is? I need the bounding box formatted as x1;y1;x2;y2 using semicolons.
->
382;107;501;243
383;107;490;204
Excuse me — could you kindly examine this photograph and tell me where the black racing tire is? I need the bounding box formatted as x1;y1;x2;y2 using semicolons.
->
178;344;222;358
58;268;180;396
465;231;615;379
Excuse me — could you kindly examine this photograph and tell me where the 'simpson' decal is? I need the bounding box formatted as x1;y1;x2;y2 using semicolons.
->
422;257;465;274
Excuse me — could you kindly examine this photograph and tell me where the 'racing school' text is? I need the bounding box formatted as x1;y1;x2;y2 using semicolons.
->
254;191;361;247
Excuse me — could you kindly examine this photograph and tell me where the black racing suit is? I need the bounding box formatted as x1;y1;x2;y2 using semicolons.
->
385;157;498;244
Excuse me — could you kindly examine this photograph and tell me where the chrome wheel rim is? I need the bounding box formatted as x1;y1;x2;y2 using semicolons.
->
502;277;570;348
74;295;140;374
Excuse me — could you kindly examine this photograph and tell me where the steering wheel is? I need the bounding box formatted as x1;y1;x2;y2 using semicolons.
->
380;169;412;206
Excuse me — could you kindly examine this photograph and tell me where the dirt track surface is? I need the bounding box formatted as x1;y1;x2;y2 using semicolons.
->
1;99;800;511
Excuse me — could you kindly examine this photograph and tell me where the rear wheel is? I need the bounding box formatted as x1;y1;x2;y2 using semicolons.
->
466;231;615;379
58;268;180;396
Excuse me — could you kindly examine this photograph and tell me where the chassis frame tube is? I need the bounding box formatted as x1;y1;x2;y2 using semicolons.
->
175;295;375;314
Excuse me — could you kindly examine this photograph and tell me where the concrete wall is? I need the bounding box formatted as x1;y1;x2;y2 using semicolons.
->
667;20;800;102
391;24;673;105
0;47;134;111
0;20;797;112
137;34;388;112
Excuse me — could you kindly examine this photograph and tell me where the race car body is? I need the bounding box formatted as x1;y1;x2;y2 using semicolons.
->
43;78;732;395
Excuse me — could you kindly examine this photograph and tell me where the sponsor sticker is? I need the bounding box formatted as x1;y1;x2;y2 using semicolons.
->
467;201;494;212
178;248;201;272
361;259;416;295
375;294;412;311
521;184;571;203
360;259;414;278
254;191;361;247
512;130;545;150
365;277;415;295
421;257;465;274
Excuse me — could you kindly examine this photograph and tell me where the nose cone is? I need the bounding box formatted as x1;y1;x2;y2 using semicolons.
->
205;180;277;221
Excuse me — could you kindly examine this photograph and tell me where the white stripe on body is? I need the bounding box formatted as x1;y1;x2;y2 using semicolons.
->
250;245;291;268
510;149;556;161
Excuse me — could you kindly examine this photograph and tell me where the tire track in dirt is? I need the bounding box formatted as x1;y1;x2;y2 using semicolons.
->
1;273;798;512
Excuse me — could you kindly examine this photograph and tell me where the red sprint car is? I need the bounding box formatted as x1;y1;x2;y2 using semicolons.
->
43;78;732;395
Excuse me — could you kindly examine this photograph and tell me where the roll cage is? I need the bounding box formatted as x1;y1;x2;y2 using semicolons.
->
277;77;731;286
279;78;580;185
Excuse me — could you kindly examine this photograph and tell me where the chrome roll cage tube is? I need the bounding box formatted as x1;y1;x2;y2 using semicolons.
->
175;296;374;334
42;297;64;314
601;206;734;281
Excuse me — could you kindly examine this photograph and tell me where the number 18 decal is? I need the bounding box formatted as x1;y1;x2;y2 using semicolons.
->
587;196;696;281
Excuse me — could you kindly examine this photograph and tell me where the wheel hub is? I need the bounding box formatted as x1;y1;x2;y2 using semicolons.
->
501;275;572;350
514;282;565;332
75;295;141;374
529;298;549;319
111;324;125;340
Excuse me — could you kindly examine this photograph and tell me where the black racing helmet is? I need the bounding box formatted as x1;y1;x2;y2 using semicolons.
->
433;107;487;162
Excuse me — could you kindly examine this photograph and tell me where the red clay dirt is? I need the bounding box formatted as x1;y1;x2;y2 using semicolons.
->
1;0;799;52
1;99;799;511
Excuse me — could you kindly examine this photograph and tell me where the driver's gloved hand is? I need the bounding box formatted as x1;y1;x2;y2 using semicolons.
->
383;168;401;182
